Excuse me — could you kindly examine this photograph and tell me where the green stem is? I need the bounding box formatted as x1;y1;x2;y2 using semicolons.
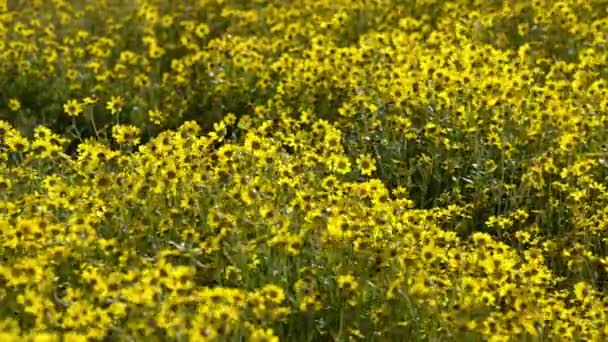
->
71;117;83;142
337;301;345;341
88;106;100;139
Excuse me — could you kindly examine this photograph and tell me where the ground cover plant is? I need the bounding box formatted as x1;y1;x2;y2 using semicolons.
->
1;0;608;341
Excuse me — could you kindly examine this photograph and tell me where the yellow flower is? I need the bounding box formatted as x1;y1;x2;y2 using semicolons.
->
249;327;279;342
5;132;29;152
244;132;264;152
0;176;10;192
337;274;359;295
321;175;339;190
460;276;480;296
66;68;78;80
8;98;21;111
106;95;124;115
356;153;377;176
326;214;351;240
195;23;210;38
574;281;592;303
148;44;165;59
224;265;242;282
328;154;352;175
111;124;141;145
260;284;286;304
148;108;165;125
63;99;83;117
299;292;322;312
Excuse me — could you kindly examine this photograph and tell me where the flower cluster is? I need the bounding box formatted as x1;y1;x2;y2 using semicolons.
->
1;0;608;341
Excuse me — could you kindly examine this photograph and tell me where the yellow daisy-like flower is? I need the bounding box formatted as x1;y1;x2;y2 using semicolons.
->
356;153;377;176
0;175;11;192
106;95;124;115
148;44;165;59
573;281;592;303
195;23;210;38
249;327;279;342
328;154;352;175
5;132;29;152
337;274;359;296
8;98;21;111
111;124;141;145
63;99;83;117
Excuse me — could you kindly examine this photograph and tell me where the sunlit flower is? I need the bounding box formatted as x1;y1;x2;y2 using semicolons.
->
8;98;21;111
249;328;279;342
356;153;377;176
337;274;359;296
63;99;83;117
106;96;124;115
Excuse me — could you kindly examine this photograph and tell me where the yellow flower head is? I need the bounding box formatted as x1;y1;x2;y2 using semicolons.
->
106;95;124;115
63;99;83;117
337;274;359;294
356;153;377;176
8;98;21;111
249;328;279;342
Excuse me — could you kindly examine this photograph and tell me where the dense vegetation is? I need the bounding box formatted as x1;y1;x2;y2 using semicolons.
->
1;0;608;341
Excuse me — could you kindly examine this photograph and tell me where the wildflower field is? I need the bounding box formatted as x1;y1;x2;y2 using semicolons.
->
1;0;608;341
